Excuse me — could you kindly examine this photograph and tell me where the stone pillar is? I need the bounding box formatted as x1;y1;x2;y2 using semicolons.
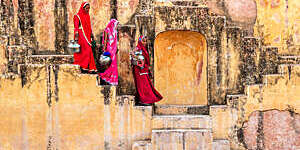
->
258;46;279;81
18;0;38;53
224;27;244;94
240;37;259;86
54;0;68;54
7;45;27;73
0;36;8;74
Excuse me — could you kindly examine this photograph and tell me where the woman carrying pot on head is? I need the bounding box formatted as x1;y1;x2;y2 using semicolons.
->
73;2;97;74
131;36;163;106
99;19;119;85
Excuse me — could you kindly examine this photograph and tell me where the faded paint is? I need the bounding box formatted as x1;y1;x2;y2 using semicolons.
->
33;0;55;51
243;110;300;150
154;31;207;105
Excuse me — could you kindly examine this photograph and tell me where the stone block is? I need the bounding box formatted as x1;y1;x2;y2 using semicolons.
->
152;115;211;129
21;64;49;149
0;74;24;150
210;105;238;140
154;6;209;35
152;129;212;150
278;64;300;75
54;64;103;150
104;95;153;150
224;26;244;94
155;105;209;115
0;36;8;74
240;37;259;85
6;45;28;73
262;74;284;86
278;55;300;64
212;140;230;150
132;140;152;150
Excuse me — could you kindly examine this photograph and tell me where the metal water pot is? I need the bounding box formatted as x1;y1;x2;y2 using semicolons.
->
132;51;145;67
99;54;112;71
67;40;80;54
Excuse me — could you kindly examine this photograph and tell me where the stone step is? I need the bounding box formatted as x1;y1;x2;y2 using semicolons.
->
278;64;300;75
26;55;73;64
7;45;28;61
132;140;152;150
152;129;212;150
226;94;247;107
212;140;230;150
279;55;300;64
244;84;263;97
262;74;284;85
152;114;211;129
154;104;209;115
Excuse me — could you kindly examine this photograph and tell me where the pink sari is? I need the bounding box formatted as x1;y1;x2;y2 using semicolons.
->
99;19;119;85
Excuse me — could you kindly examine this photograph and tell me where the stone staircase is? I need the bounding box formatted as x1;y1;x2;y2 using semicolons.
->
1;2;299;150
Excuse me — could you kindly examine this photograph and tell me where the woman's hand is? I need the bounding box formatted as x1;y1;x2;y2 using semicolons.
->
74;32;79;42
96;43;101;48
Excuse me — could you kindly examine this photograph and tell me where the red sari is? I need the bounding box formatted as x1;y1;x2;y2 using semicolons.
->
132;37;163;104
73;2;97;72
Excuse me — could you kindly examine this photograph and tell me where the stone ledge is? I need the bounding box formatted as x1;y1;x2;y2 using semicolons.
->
26;55;73;64
152;128;212;132
212;140;230;150
132;140;152;150
155;104;209;115
262;74;284;85
152;114;212;129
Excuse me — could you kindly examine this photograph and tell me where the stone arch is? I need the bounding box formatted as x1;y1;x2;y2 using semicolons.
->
154;30;207;105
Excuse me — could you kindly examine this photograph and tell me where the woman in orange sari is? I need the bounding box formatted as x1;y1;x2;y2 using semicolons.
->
73;2;97;73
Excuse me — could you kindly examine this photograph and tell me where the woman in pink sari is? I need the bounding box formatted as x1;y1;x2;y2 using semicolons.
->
131;36;163;106
73;2;97;73
99;19;119;85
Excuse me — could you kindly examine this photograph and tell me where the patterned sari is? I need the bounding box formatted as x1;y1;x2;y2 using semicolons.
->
99;19;119;85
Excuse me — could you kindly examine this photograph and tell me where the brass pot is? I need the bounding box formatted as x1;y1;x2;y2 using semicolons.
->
99;54;112;71
132;50;145;67
67;40;80;54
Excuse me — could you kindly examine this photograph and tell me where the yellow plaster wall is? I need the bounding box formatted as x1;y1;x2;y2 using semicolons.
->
210;65;300;149
254;0;300;54
243;65;300;118
0;74;23;150
154;31;207;105
105;96;152;150
55;64;104;150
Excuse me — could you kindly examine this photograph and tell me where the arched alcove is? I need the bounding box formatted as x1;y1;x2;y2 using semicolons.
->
154;31;207;105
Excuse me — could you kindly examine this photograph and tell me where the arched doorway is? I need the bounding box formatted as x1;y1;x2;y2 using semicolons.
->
154;31;207;105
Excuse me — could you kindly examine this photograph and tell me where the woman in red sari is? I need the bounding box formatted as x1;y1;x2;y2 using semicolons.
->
73;2;97;73
131;36;163;106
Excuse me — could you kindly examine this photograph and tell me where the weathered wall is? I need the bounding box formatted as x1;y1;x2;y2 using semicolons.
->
0;64;153;149
253;0;300;54
206;0;300;54
154;31;207;105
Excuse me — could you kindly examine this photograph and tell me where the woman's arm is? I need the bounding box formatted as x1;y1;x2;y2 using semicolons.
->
73;16;80;41
103;31;108;52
